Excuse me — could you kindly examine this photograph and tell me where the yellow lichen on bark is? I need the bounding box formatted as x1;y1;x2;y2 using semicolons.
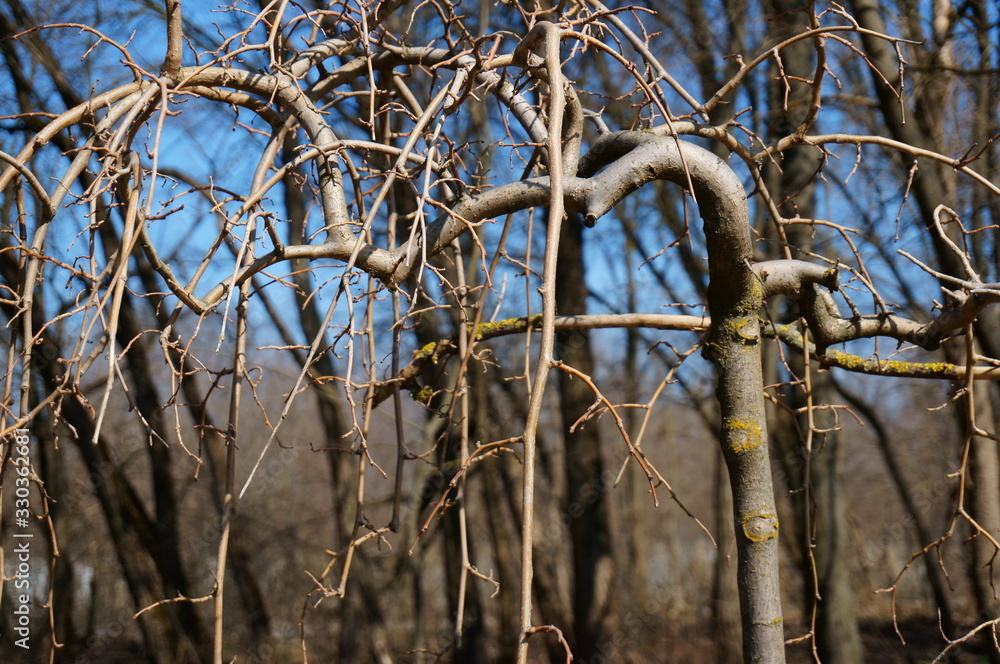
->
723;417;764;453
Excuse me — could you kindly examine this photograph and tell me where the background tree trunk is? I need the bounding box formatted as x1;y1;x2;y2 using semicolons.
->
761;2;864;659
555;212;617;660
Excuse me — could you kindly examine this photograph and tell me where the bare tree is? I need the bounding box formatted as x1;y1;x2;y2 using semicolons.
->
1;2;999;663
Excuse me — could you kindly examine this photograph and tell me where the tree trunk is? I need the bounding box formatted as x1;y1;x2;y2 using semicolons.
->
810;378;863;664
835;380;958;636
760;2;864;658
957;342;1000;661
621;232;651;610
580;131;786;661
851;4;1000;658
712;449;743;664
475;368;521;662
554;212;616;661
0;241;210;664
970;381;1000;642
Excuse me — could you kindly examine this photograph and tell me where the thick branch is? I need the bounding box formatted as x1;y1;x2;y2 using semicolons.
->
798;282;1000;352
755;260;1000;352
520;130;785;659
754;259;839;298
391;132;761;286
377;313;1000;412
162;0;183;78
773;325;1000;380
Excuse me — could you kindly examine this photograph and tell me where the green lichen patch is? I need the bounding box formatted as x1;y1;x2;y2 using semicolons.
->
410;385;434;404
469;313;544;341
824;350;957;378
412;341;438;360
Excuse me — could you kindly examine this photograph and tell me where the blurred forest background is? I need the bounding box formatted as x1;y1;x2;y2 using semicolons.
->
1;0;999;662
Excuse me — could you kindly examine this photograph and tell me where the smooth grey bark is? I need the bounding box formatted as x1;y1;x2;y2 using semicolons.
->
712;449;744;664
581;131;785;662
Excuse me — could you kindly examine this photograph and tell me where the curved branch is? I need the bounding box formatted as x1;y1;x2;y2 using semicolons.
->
0;150;52;211
796;282;1000;352
390;131;760;285
375;43;549;145
768;134;1000;196
576;131;786;660
705;25;917;116
0;82;146;193
178;67;354;242
386;128;786;657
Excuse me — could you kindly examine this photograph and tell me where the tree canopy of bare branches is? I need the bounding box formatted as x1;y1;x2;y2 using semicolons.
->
1;1;999;662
